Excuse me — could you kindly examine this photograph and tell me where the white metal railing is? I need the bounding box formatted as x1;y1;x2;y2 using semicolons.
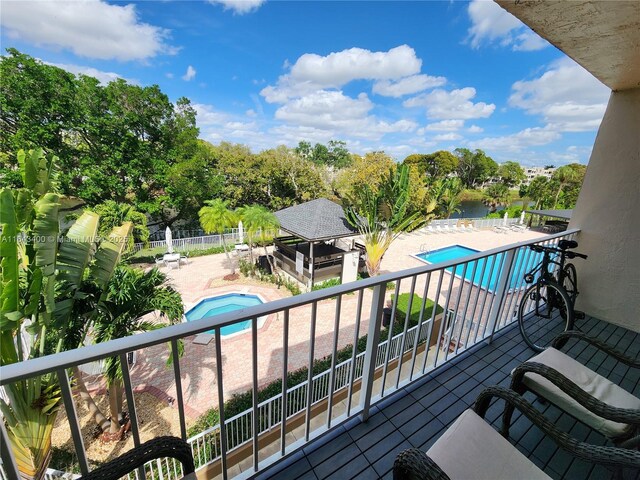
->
132;229;241;253
0;229;579;480
426;217;521;230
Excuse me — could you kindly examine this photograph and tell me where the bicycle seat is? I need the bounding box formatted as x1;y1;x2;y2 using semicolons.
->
558;239;578;250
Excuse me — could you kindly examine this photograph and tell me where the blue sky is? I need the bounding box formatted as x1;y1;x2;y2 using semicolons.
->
1;0;610;166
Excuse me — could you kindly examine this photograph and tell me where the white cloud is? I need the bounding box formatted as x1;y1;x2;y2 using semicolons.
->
208;0;265;14
165;72;174;79
469;127;561;153
44;60;135;85
1;0;176;61
466;0;547;51
372;74;446;97
273;90;416;139
182;65;197;81
433;133;462;141
424;120;464;131
509;58;609;131
512;31;549;52
262;45;422;103
404;87;495;120
468;125;483;133
193;103;230;126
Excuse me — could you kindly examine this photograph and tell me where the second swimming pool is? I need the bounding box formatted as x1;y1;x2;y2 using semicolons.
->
414;245;542;290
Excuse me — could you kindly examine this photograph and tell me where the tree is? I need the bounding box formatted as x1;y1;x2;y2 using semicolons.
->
199;199;239;275
238;205;280;269
454;148;498;188
483;183;511;213
497;161;526;188
334;151;396;199
90;266;183;438
257;146;329;210
93;201;150;251
327;140;352;169
522;176;552;209
403;150;458;180
344;165;423;276
435;178;464;218
551;164;586;208
0;149;131;478
1;50;201;227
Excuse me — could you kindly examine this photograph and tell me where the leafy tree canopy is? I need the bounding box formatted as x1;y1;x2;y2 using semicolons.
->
402;150;458;180
454;148;498;188
497;161;526;188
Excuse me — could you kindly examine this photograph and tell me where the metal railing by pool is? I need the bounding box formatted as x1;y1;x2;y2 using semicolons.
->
0;230;578;480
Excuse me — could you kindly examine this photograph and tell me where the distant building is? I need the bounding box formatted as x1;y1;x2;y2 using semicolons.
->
523;166;556;186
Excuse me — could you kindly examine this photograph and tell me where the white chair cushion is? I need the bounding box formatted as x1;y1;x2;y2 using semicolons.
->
427;409;551;480
519;347;640;438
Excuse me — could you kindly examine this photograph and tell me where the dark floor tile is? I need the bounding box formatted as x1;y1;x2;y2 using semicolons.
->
407;417;446;449
307;432;354;467
436;400;468;427
362;430;405;464
347;412;388;442
348;466;379;480
416;384;450;408
370;440;412;478
274;458;314;480
313;443;362;479
353;418;397;452
387;399;431;429
321;454;370;480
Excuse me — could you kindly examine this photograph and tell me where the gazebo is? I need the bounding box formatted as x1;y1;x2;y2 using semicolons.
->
273;198;364;286
525;208;573;232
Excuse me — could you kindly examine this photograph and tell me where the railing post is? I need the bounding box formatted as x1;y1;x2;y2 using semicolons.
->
359;283;387;422
485;249;517;343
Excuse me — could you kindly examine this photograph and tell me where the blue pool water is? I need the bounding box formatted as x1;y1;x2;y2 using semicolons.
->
185;293;264;336
415;245;542;290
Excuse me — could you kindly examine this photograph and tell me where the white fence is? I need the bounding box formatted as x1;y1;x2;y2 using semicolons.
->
132;229;241;253
427;217;521;229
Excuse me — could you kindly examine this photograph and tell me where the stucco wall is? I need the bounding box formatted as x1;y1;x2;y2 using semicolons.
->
569;88;640;332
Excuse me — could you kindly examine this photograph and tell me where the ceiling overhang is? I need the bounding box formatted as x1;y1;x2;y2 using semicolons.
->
496;0;640;91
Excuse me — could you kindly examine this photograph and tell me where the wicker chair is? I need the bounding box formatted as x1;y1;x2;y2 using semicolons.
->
505;330;640;448
393;386;640;480
79;436;195;480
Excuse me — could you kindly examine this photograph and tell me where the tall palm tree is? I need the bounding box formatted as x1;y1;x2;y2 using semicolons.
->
345;165;423;276
238;205;280;272
552;165;579;208
92;266;184;437
199;199;239;274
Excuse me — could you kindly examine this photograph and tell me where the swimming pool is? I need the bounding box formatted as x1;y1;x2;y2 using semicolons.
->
185;293;265;336
414;245;542;290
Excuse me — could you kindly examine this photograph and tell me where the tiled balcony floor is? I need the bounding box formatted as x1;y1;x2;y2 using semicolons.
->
255;316;640;480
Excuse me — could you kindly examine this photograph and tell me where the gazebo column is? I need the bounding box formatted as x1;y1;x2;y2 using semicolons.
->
309;241;315;287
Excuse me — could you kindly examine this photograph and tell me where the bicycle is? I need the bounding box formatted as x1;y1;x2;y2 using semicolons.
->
517;239;588;352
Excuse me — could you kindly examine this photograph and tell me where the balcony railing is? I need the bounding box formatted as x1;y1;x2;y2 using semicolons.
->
0;229;579;480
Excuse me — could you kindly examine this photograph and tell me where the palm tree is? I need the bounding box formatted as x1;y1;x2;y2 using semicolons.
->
436;178;463;219
238;205;280;272
91;266;184;437
552;165;580;208
345;165;423;276
199;199;239;275
483;183;511;213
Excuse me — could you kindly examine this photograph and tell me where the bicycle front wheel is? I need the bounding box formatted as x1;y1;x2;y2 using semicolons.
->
518;281;574;352
562;263;578;305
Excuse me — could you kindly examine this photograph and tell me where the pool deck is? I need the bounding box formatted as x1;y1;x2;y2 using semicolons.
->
82;228;546;419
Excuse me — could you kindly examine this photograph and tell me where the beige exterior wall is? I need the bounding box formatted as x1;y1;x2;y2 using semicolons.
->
569;89;640;332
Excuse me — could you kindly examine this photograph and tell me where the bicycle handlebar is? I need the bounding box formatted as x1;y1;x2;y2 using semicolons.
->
529;243;588;260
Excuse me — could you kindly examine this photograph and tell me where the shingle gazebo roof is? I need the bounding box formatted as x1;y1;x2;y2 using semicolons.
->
525;209;573;221
275;198;357;242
